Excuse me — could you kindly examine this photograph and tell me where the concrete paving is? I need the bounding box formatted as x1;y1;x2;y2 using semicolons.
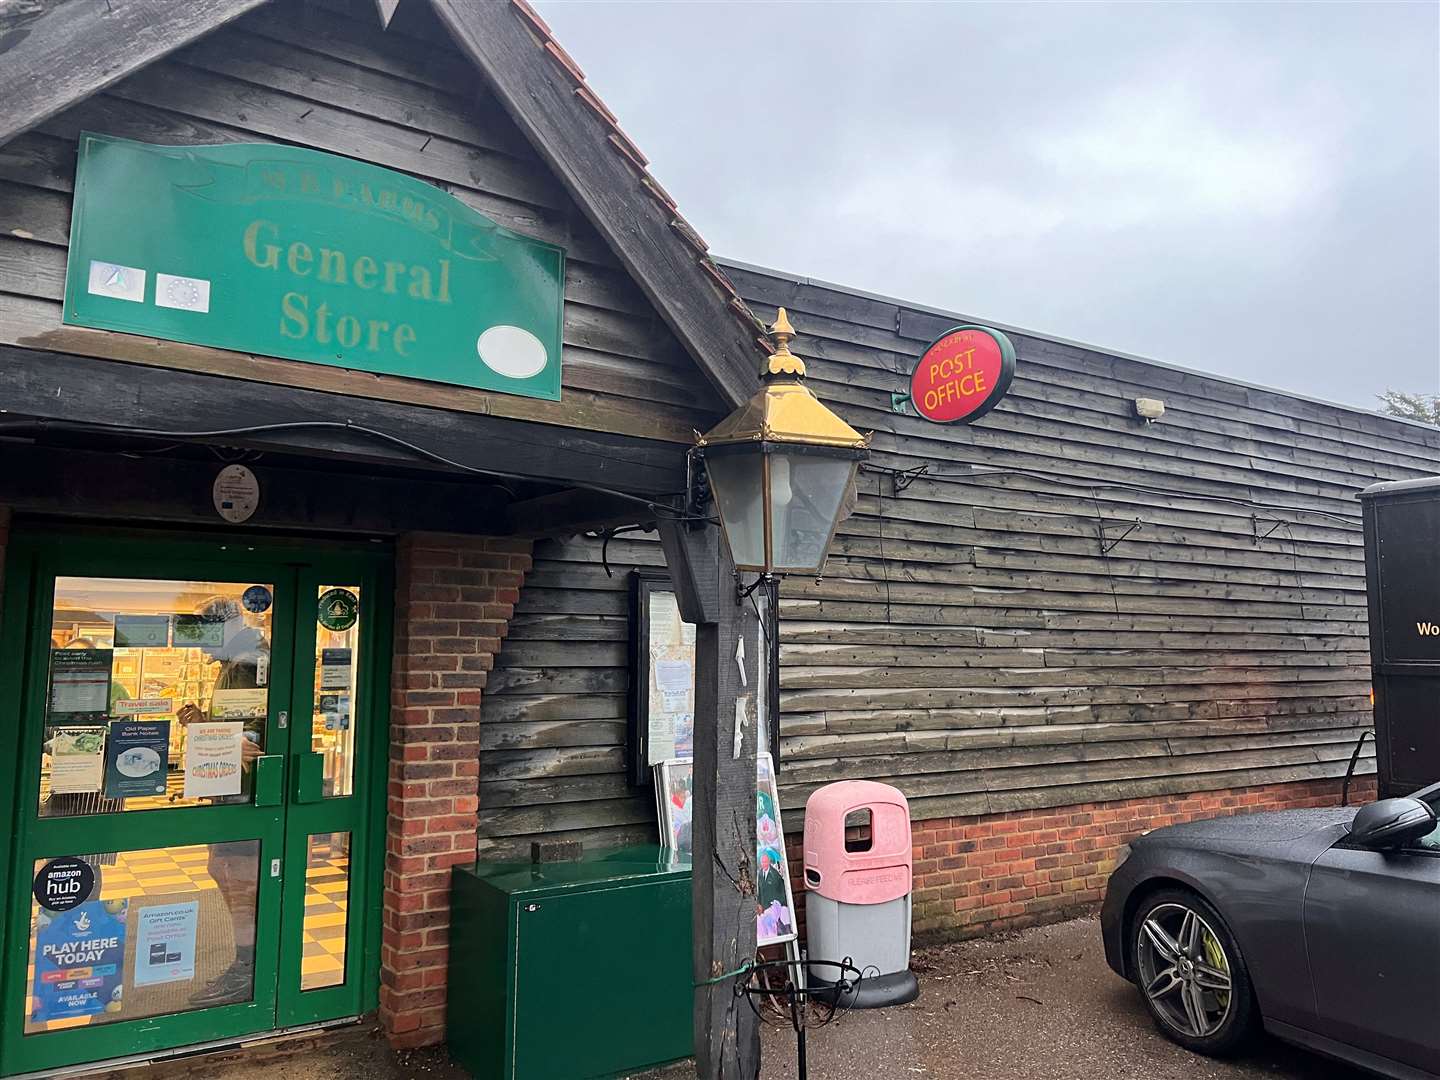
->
125;916;1364;1080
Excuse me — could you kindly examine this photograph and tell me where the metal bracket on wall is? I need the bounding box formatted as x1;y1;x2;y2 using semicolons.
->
1098;519;1141;554
1251;514;1287;542
861;462;929;496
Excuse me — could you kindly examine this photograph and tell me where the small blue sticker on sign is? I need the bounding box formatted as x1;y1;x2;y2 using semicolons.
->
242;586;272;614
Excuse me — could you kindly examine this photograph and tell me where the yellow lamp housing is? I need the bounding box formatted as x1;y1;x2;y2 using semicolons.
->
698;309;870;576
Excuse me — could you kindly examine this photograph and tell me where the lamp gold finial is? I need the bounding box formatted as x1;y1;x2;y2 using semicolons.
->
765;307;806;378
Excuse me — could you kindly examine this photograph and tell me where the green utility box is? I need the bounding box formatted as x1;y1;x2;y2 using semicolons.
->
447;846;693;1079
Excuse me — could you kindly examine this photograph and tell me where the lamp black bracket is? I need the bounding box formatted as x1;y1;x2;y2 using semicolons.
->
1099;518;1141;555
735;572;773;605
685;446;712;526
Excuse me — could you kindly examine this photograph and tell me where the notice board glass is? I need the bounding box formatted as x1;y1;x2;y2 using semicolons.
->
627;571;778;786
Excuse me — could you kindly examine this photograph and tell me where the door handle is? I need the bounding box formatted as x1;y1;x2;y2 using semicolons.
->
253;754;285;807
293;751;326;803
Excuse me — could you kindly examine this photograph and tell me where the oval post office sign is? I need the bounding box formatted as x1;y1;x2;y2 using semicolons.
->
63;133;565;400
909;325;1015;424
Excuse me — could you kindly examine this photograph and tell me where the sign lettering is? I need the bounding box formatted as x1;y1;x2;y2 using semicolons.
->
63;134;564;399
908;325;1015;424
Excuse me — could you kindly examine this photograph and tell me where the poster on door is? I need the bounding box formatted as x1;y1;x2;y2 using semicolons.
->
133;901;198;987
104;720;170;798
47;648;113;721
48;726;107;794
31;899;128;1023
183;721;244;798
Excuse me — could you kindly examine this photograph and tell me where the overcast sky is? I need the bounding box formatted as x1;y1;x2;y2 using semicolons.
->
536;1;1439;412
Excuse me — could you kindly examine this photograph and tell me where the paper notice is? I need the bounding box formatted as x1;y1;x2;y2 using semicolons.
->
654;659;692;713
112;698;172;716
183;722;244;798
320;648;352;690
134;901;199;987
49;726;107;794
48;649;113;718
209;688;267;720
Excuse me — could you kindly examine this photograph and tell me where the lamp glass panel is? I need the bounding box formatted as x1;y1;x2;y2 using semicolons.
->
769;453;857;572
705;452;767;569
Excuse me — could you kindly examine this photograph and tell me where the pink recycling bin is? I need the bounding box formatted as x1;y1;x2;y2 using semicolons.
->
803;780;919;1007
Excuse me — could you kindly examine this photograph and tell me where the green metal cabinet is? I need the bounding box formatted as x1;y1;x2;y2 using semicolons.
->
447;846;693;1079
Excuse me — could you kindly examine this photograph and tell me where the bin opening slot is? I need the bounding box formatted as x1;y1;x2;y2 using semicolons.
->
843;808;873;853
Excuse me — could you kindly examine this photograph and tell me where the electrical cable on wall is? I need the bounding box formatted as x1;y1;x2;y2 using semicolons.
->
860;460;1365;531
0;416;713;524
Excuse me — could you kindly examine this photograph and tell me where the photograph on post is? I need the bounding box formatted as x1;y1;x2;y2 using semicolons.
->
756;752;797;946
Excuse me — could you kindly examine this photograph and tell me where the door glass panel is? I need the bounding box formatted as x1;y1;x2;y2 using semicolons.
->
44;579;274;815
300;833;350;991
312;585;360;799
23;841;261;1033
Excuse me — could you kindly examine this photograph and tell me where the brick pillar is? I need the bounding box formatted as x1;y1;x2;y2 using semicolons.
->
380;532;532;1047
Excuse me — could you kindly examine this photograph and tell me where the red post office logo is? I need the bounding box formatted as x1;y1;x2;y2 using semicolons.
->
909;325;1016;424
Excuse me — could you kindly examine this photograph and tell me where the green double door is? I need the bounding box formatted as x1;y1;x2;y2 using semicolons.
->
0;530;391;1076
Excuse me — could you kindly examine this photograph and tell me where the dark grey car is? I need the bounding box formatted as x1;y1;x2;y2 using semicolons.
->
1101;782;1440;1079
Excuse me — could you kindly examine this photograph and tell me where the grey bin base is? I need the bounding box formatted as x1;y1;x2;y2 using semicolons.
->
811;969;920;1009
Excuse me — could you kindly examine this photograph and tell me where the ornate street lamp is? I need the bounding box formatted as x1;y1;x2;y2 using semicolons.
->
698;309;870;587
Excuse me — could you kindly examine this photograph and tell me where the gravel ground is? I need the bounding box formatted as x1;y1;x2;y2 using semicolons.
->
120;916;1364;1080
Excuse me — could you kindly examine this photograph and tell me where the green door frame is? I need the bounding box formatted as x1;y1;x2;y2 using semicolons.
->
0;526;392;1076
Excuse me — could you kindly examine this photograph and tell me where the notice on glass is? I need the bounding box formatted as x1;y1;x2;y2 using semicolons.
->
320;648;352;690
49;727;107;794
48;649;113;720
133;901;198;987
646;591;696;765
210;688;267;720
654;659;692;713
112;698;172;716
31;900;127;1022
113;614;170;648
172;614;224;648
183;721;244;798
105;720;170;798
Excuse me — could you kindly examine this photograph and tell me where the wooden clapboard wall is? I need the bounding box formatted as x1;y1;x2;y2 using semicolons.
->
478;533;669;858
727;262;1440;823
478;265;1439;854
0;0;725;443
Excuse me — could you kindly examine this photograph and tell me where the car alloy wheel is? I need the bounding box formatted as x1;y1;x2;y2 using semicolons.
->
1135;901;1234;1039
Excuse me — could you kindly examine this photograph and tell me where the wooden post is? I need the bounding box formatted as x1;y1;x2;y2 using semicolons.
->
659;519;761;1080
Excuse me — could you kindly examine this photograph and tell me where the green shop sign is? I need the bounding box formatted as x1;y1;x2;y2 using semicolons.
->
63;134;565;399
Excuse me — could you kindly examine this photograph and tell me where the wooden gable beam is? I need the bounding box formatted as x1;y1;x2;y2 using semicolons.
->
0;0;271;147
429;0;764;410
374;0;402;28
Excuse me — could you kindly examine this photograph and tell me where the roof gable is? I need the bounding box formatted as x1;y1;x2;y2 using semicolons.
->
0;0;766;408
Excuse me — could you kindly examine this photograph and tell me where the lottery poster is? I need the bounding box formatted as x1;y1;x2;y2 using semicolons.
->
31;899;128;1023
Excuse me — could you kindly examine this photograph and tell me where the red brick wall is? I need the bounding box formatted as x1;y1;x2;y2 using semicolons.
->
380;533;532;1048
786;775;1377;942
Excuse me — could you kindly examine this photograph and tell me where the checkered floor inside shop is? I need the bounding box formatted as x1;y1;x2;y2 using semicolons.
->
26;838;351;1031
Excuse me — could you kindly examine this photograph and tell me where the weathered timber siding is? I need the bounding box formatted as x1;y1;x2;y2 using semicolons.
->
723;262;1440;822
478;265;1439;854
0;0;724;442
477;533;667;858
